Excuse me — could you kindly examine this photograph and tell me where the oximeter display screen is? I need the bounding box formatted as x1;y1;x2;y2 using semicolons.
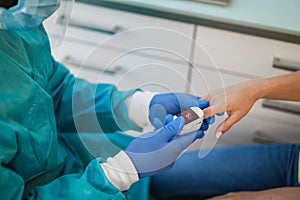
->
177;109;199;125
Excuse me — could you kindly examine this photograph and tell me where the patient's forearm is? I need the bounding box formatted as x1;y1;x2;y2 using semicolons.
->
256;70;300;101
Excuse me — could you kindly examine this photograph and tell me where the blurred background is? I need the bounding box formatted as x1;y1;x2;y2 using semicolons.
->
45;0;300;151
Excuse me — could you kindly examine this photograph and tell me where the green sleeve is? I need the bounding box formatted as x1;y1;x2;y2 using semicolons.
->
0;25;145;200
27;159;125;200
0;122;24;200
47;61;142;133
0;120;127;200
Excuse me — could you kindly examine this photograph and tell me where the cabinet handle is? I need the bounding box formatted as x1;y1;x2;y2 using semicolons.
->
191;0;231;6
62;55;122;75
68;18;123;35
273;57;300;71
262;99;300;115
253;131;297;144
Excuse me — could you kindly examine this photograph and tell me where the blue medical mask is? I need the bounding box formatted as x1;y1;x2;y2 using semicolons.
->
0;0;60;30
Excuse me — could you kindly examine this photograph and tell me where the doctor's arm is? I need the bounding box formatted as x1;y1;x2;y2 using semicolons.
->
201;70;300;136
48;60;143;133
19;60;202;199
49;60;212;134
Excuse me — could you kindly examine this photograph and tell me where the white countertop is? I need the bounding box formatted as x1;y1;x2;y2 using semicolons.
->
105;0;300;36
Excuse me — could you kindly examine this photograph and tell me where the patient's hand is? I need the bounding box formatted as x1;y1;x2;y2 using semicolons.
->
202;71;300;138
201;79;261;137
209;187;300;200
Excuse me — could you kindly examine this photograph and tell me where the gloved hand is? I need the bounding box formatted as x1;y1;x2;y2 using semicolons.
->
149;93;215;130
125;117;203;178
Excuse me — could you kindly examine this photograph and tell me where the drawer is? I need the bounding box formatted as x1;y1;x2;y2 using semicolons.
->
188;66;249;97
250;100;300;126
194;25;300;77
217;114;300;147
58;2;194;63
188;112;300;151
55;43;190;93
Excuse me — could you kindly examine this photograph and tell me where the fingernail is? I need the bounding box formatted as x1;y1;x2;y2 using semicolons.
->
216;131;223;139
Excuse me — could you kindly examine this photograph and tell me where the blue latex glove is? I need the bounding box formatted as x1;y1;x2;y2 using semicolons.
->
125;117;203;178
149;93;215;130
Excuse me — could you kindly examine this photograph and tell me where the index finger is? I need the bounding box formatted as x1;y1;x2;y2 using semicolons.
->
203;106;219;119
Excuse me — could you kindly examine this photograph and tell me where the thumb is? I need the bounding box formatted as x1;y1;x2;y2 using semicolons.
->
159;116;184;142
149;104;166;129
152;118;164;129
215;113;239;139
198;100;209;109
165;114;174;125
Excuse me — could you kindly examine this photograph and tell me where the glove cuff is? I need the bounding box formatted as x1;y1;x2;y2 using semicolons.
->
100;151;139;191
126;91;157;128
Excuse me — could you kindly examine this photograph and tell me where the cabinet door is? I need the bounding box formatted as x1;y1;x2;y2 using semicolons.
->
56;41;189;93
194;25;300;78
210;114;300;147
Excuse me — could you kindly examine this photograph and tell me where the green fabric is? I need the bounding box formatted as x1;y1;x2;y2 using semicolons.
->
0;25;150;199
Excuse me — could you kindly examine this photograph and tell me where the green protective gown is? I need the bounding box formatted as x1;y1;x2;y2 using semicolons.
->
0;25;150;199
